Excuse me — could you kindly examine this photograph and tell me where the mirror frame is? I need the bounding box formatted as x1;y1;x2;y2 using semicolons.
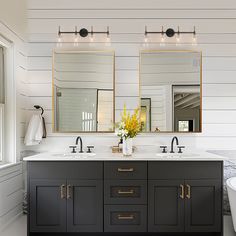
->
139;50;202;133
52;50;116;133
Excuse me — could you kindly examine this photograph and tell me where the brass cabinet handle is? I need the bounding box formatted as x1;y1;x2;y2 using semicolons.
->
117;168;134;172
186;184;191;199
180;184;184;199
60;184;66;199
118;189;134;195
67;185;72;199
117;214;134;220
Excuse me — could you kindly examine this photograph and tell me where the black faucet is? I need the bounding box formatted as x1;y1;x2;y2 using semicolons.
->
75;136;83;153
170;136;179;153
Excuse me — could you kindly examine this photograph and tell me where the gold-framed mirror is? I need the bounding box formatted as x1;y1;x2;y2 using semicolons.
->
52;50;115;133
140;50;202;133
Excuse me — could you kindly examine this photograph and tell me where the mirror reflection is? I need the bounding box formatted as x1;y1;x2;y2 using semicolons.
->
140;51;201;133
53;51;114;133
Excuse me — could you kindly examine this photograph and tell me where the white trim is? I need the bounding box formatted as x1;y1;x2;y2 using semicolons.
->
0;104;4;162
0;161;22;170
0;36;16;163
5;43;16;163
0;34;12;48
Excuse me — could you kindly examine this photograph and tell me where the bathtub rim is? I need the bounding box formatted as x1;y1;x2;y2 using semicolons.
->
227;177;236;191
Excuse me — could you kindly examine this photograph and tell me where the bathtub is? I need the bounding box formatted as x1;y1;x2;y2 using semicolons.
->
227;177;236;232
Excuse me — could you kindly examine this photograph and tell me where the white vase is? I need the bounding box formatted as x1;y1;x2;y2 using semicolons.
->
123;138;133;156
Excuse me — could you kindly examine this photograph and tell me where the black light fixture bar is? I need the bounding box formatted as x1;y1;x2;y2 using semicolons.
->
145;26;196;38
145;26;164;35
58;26;110;38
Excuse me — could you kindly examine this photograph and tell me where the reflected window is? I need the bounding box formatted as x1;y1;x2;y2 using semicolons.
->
178;120;194;132
140;98;151;132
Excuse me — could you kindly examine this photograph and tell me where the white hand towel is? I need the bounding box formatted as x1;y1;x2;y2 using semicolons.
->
24;114;43;146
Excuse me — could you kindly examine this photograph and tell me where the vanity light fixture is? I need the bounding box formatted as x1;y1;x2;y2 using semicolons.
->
144;26;196;43
192;31;197;45
144;32;148;43
176;27;180;42
90;26;94;42
57;26;110;41
57;30;63;47
144;36;148;43
106;31;111;42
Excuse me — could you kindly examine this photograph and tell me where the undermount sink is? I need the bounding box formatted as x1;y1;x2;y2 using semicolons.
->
53;153;96;158
156;153;200;158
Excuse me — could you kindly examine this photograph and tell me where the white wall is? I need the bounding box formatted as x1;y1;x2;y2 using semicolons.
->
0;0;28;230
0;164;23;230
141;86;167;131
0;0;27;39
26;0;236;152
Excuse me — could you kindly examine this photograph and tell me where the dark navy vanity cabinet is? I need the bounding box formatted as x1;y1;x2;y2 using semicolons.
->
28;162;103;234
148;162;222;233
104;161;147;232
27;161;223;236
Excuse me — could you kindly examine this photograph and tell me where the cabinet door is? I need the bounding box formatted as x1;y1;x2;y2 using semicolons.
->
148;180;184;232
30;179;67;232
185;180;222;232
67;180;103;232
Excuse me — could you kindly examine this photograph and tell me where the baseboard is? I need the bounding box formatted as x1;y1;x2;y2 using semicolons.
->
0;214;235;235
224;215;236;236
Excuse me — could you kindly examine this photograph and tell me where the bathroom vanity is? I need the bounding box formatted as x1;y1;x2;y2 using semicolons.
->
24;153;224;236
24;49;218;236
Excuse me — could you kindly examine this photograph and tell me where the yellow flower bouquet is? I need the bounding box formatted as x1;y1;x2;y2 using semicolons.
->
117;105;141;140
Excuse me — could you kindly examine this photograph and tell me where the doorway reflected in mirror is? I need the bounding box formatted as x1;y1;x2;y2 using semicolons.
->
140;51;202;133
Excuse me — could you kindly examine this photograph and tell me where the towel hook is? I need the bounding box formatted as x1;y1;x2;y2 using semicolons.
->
34;105;44;115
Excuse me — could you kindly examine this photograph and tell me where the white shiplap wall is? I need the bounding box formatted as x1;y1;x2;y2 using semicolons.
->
0;163;23;230
141;86;167;131
26;0;236;151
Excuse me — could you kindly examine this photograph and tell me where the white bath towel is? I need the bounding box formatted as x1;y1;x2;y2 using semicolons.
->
24;114;43;146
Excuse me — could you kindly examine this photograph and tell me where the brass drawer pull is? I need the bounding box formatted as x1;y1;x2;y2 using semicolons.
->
186;184;191;199
118;189;134;195
60;184;66;199
117;214;134;220
67;184;72;199
117;168;134;172
180;184;184;199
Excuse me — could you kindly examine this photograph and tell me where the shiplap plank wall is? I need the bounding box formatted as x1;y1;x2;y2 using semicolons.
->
0;163;23;230
141;86;167;131
26;0;236;150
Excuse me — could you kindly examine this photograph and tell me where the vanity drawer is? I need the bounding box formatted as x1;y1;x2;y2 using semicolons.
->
28;161;103;179
104;162;147;179
104;205;147;232
104;180;147;204
148;161;223;180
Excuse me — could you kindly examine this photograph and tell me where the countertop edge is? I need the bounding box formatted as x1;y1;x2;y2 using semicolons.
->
23;152;226;162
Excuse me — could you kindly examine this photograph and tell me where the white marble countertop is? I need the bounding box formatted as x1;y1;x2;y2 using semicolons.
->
23;151;226;161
